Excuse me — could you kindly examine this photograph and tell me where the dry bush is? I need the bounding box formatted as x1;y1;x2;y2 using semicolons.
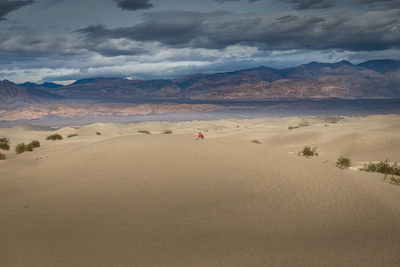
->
300;146;318;157
336;156;351;169
15;143;26;154
46;134;63;140
0;138;10;150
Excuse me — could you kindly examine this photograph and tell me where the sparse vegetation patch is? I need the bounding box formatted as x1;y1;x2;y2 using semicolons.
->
28;140;40;148
300;146;318;157
336;156;351;169
15;143;26;154
360;159;400;185
360;159;400;176
46;134;63;140
96;132;101;136
15;140;40;154
67;134;78;138
0;152;5;160
0;138;10;150
251;139;261;144
162;130;173;134
138;130;151;134
288;119;310;130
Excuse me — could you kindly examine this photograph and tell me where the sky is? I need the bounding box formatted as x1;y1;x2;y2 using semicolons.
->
0;0;399;84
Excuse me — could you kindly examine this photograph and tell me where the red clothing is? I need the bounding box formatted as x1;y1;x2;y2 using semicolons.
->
198;133;204;139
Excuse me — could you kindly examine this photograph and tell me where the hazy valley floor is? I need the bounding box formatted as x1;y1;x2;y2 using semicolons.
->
0;115;400;266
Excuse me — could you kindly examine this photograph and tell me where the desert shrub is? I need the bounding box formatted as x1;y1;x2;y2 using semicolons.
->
15;143;26;154
25;144;33;151
0;152;5;160
251;139;261;144
288;121;309;130
336;156;351;169
46;134;63;140
96;132;101;136
360;159;400;176
0;142;10;150
0;137;10;150
15;140;40;154
138;130;151;134
162;130;173;134
360;162;377;172
67;134;78;138
301;146;318;157
28;140;40;148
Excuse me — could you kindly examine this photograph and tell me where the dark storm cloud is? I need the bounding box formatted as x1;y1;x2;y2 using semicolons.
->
356;0;400;8
77;11;205;47
215;0;261;2
77;9;400;54
113;0;153;10
0;0;34;20
278;0;335;9
276;14;298;22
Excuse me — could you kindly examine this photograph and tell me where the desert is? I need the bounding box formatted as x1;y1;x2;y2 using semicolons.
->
1;115;399;266
2;0;400;265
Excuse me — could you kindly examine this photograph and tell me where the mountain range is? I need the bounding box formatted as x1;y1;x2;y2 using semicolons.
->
1;59;400;104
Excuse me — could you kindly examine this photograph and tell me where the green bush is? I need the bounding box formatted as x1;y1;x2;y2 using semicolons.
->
15;143;26;154
251;139;261;144
15;140;40;154
360;159;400;185
138;130;151;134
336;156;351;169
301;146;317;157
67;134;78;138
361;162;377;172
162;130;173;134
360;159;400;176
25;140;40;151
46;134;63;140
0;142;9;150
28;140;40;148
25;144;33;151
0;137;10;150
0;152;5;160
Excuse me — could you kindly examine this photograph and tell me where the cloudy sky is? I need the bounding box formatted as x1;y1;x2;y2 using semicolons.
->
0;0;399;84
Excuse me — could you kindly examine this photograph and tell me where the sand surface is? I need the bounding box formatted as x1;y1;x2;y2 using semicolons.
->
1;115;400;266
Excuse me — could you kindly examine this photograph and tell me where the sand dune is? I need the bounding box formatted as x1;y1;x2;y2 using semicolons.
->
0;115;399;266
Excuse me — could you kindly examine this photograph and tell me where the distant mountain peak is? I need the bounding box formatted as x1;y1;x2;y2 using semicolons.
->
358;59;400;74
18;81;63;88
72;77;123;85
302;60;354;69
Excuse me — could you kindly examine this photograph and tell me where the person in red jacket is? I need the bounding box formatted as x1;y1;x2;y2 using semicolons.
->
198;132;205;139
